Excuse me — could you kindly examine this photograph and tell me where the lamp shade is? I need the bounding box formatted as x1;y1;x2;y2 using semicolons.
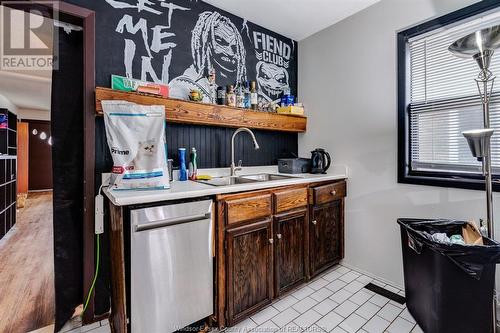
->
449;24;500;71
462;128;494;159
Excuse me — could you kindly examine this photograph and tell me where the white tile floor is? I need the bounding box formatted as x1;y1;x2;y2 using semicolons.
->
227;265;422;333
72;265;421;333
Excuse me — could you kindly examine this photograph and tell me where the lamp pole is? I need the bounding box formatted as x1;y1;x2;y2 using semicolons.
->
476;67;495;240
449;26;500;333
477;65;497;333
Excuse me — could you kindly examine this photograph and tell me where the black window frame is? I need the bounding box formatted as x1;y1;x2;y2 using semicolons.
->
398;0;500;192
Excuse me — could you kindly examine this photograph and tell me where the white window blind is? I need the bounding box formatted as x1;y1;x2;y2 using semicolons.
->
409;10;500;175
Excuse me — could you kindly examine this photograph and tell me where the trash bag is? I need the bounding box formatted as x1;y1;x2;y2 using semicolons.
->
398;218;498;333
398;218;500;280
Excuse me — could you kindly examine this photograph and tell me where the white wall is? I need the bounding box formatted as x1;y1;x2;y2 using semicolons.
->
0;94;17;114
298;0;498;287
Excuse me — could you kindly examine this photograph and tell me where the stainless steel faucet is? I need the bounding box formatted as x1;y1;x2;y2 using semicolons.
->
230;128;260;176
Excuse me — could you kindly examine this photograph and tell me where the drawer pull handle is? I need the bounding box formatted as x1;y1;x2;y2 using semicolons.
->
312;220;317;225
276;233;282;240
269;238;274;244
331;190;337;196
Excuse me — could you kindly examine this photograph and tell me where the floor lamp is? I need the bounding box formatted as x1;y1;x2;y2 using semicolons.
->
449;24;500;332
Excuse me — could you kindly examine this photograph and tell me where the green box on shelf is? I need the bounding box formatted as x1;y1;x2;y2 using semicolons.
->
111;75;169;98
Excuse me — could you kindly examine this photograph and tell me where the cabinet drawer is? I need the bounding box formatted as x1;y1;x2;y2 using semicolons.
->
311;181;346;205
226;194;272;225
274;188;308;213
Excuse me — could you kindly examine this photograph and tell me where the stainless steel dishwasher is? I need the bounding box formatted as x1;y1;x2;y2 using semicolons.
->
130;199;213;333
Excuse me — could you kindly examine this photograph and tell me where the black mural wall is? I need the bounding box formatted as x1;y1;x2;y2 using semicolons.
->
66;0;299;173
59;0;299;321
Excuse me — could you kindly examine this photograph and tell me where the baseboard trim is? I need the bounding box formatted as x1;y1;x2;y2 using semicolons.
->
340;261;405;291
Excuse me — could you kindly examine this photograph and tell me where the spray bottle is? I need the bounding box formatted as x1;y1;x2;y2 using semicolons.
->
188;147;198;180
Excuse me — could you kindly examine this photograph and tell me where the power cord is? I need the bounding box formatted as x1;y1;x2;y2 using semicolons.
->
82;233;100;315
81;183;106;316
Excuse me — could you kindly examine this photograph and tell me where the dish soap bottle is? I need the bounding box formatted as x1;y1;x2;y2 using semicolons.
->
188;147;198;180
178;148;188;181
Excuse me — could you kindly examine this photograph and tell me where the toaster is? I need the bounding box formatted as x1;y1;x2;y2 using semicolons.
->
278;158;311;174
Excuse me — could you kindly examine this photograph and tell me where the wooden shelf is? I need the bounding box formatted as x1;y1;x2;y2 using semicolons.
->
95;87;306;133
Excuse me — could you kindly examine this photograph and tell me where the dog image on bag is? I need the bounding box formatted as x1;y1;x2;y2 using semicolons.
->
102;100;170;190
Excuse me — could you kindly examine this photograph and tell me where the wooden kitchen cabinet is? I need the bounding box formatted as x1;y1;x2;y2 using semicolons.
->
225;218;274;326
216;181;346;328
274;208;308;297
106;179;345;333
309;182;345;277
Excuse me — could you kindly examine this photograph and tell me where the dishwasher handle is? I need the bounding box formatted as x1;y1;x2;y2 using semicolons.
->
135;212;212;232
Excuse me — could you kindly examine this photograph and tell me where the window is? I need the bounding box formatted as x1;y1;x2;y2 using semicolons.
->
398;0;500;190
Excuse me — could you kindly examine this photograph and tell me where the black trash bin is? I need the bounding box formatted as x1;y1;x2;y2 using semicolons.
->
398;218;500;333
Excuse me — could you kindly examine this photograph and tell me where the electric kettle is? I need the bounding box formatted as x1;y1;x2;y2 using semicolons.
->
310;148;331;174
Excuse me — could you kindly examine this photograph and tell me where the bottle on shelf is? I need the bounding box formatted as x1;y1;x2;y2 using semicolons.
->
226;85;236;107
217;86;226;105
207;68;217;104
236;81;245;108
244;81;251;109
250;81;258;110
280;87;294;107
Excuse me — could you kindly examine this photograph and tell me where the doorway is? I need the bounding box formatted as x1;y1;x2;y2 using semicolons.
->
0;0;95;332
0;5;55;332
21;120;53;192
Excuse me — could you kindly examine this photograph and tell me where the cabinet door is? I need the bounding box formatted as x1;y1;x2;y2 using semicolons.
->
310;200;343;277
226;219;273;326
274;209;307;297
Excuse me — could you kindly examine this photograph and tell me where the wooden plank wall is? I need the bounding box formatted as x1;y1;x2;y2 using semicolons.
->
94;118;298;179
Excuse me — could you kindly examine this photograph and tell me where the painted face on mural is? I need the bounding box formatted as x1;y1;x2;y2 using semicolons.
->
191;11;247;81
168;11;247;100
211;19;238;75
256;61;290;102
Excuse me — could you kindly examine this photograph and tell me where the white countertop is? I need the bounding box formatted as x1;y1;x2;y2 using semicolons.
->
103;165;348;206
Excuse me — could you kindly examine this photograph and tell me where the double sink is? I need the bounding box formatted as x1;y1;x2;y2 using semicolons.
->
196;173;298;187
195;128;299;187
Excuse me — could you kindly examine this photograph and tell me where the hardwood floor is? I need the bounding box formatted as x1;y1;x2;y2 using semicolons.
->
0;192;54;333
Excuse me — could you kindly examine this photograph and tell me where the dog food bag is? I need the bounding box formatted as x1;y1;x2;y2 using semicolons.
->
102;100;170;190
